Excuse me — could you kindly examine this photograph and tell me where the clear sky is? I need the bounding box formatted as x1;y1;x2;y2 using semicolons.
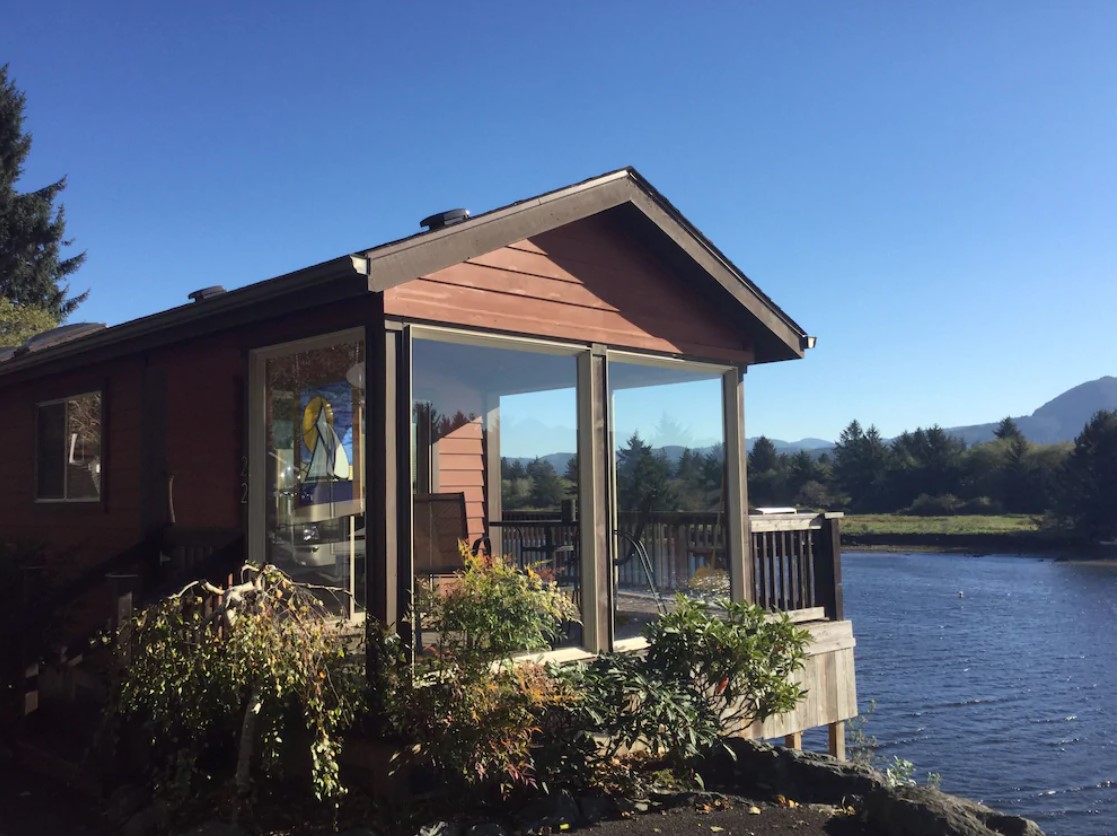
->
4;2;1115;443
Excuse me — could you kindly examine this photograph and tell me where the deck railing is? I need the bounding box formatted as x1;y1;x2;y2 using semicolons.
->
500;510;844;619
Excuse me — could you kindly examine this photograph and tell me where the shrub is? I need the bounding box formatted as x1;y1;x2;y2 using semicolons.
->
645;595;810;735
956;495;1001;515
906;493;963;515
418;543;579;663
374;544;579;794
541;595;810;787
106;566;364;806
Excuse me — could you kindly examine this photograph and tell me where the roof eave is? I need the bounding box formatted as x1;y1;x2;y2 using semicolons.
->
0;254;370;382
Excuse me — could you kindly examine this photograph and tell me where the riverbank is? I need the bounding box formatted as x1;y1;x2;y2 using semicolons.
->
838;514;1103;556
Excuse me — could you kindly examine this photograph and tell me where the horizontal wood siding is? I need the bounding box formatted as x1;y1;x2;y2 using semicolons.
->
384;213;754;363
436;419;487;544
0;358;144;579
0;300;378;582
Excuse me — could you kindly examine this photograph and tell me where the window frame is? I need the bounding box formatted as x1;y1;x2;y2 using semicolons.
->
34;389;104;504
247;327;367;622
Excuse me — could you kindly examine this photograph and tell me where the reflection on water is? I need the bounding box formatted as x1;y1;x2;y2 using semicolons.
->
832;553;1117;836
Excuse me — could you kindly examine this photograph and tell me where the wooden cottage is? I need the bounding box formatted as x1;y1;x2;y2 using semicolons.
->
0;168;855;752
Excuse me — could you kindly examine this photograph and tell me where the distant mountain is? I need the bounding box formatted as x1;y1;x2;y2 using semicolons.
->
747;437;833;454
945;376;1117;445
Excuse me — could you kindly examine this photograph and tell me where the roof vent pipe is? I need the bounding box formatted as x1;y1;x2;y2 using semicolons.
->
188;286;226;302
419;208;470;232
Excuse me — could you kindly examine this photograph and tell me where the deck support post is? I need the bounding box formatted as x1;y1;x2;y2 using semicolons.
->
817;515;844;620
784;731;803;750
828;721;847;761
579;348;610;653
723;367;751;603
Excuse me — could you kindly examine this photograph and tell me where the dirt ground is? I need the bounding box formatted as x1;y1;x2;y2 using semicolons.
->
583;800;875;836
0;761;876;836
0;762;108;836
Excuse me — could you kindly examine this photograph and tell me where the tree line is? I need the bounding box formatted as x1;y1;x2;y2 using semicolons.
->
501;434;727;514
748;412;1117;539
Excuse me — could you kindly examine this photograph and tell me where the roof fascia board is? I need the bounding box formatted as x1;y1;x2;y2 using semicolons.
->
367;173;632;292
366;170;805;362
623;190;805;361
0;255;369;383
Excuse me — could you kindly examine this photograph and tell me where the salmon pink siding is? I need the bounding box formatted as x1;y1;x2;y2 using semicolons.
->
383;214;755;363
436;419;487;545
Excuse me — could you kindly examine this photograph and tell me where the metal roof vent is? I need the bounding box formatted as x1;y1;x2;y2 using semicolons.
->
419;208;470;232
188;285;226;302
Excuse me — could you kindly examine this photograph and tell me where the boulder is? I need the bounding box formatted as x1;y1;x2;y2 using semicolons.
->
864;785;1045;836
107;783;150;825
576;793;613;823
418;821;462;836
122;801;170;836
174;822;250;836
465;824;507;836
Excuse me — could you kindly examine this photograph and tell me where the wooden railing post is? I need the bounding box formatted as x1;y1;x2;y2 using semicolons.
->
107;573;139;667
816;515;844;620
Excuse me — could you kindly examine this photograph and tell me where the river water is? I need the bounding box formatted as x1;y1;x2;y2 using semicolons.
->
836;552;1117;835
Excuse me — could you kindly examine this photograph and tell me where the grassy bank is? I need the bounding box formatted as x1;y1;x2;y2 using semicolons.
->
841;514;1041;537
838;513;1070;553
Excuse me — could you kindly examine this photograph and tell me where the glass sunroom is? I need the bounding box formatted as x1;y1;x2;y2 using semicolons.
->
241;168;817;657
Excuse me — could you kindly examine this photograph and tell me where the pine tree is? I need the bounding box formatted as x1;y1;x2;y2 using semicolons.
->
1059;410;1117;540
993;417;1025;443
0;65;86;318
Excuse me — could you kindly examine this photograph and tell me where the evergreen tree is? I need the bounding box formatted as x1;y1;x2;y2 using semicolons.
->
0;65;85;318
526;458;565;509
993;417;1025;443
615;433;674;513
747;436;780;474
1058;410;1117;539
833;421;892;511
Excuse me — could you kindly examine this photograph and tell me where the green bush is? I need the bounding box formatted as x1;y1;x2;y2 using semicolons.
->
106;566;365;806
374;546;579;794
645;595;810;735
906;493;963;515
541;595;810;787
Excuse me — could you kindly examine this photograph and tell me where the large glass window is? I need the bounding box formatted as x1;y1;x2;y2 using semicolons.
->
35;392;102;501
411;332;581;649
609;358;728;640
260;333;365;617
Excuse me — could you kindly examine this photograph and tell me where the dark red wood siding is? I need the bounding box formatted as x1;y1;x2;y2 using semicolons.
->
384;213;755;363
0;300;377;578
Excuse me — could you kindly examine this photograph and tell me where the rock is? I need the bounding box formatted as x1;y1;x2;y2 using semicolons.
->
122;800;170;836
722;738;884;804
864;784;1045;836
175;823;250;836
418;822;462;836
107;783;150;825
518;789;583;833
337;829;380;836
465;825;506;836
577;794;613;823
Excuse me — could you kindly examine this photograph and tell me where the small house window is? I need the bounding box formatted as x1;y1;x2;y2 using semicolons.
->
36;391;103;501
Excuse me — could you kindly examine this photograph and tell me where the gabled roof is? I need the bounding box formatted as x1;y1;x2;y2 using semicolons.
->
360;167;808;363
0;167;809;381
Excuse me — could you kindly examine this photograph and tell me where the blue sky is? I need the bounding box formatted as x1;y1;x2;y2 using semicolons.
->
4;2;1115;443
